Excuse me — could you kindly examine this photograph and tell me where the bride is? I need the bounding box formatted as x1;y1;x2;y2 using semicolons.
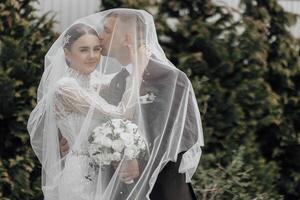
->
28;22;140;199
28;9;204;200
54;23;131;199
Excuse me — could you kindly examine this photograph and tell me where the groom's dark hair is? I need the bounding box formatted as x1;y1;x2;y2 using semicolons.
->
106;10;147;47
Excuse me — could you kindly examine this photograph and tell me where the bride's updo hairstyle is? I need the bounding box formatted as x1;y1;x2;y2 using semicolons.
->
62;23;99;50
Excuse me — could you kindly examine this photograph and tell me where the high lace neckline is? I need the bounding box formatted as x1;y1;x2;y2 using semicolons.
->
66;67;91;89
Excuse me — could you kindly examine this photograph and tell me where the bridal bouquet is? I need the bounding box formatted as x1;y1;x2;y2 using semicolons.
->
87;118;147;168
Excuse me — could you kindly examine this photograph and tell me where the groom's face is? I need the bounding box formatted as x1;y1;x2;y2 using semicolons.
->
99;16;122;57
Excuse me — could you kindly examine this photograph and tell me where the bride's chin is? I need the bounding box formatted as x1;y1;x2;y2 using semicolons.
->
84;65;97;73
84;70;95;75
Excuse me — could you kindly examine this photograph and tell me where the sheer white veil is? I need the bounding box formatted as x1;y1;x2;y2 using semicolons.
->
27;8;204;200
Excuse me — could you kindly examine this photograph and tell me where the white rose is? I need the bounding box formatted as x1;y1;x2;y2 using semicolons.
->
120;132;134;146
98;153;110;165
112;140;125;152
101;127;112;136
114;128;123;136
94;134;105;144
102;137;112;148
124;147;137;159
126;123;138;134
112;152;121;161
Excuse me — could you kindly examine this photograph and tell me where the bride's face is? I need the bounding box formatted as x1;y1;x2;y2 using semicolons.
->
65;34;101;74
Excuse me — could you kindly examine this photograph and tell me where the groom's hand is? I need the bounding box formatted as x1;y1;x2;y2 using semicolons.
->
127;43;149;76
119;159;140;183
59;135;69;157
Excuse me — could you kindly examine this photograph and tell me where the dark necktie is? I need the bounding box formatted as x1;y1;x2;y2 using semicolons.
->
107;68;130;106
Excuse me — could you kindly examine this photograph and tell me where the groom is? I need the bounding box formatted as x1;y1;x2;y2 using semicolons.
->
60;11;199;200
98;11;198;200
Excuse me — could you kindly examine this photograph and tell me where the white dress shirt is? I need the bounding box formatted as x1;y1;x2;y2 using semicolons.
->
121;63;133;75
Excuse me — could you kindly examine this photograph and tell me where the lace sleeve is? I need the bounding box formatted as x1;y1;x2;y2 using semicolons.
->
54;77;123;117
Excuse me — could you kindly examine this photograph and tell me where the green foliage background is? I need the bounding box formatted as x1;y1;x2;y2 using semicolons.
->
0;0;299;199
0;0;57;199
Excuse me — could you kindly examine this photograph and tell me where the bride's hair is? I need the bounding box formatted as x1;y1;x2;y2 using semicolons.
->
63;23;99;50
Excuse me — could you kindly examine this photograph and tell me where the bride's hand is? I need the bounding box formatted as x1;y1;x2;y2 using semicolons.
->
59;134;69;157
118;159;140;183
92;82;110;94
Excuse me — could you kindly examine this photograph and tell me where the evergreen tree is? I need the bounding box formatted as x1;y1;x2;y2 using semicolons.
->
0;0;57;199
242;0;300;198
1;0;298;198
156;0;280;199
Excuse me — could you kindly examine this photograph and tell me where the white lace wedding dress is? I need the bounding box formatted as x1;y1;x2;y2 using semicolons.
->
53;68;117;200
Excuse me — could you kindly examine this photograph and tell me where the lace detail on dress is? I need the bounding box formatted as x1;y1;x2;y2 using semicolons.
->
66;67;91;89
58;154;96;200
53;69;106;200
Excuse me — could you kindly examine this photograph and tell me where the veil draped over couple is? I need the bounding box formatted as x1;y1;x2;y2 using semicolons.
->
27;8;204;200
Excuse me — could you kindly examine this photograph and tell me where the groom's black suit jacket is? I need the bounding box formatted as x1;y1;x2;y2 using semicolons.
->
109;57;199;200
138;57;198;200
